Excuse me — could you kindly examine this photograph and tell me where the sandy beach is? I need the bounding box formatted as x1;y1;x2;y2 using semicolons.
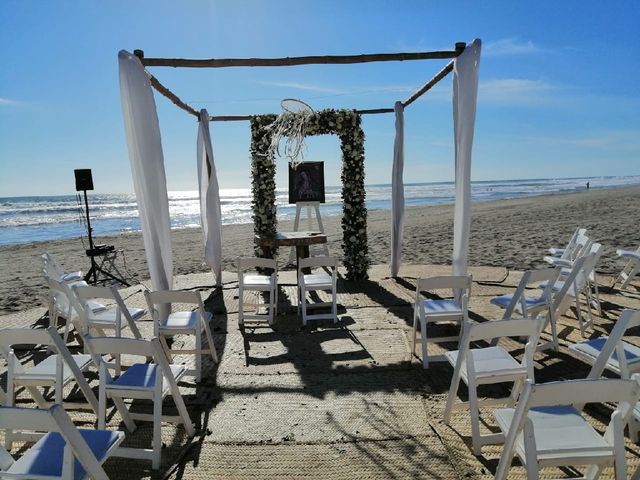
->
1;185;638;314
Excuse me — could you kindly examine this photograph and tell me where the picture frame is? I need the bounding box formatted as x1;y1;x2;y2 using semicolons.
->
288;161;325;203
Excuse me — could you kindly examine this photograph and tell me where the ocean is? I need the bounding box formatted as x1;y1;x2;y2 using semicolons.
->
1;175;639;247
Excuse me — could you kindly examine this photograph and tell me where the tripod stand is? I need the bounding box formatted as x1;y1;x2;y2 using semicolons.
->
79;189;130;286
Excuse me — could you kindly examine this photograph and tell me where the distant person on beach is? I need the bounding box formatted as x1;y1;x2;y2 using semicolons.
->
586;181;590;190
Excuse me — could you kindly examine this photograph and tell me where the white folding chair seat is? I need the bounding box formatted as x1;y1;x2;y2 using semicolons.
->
443;318;542;454
42;253;84;284
15;354;93;386
238;257;278;326
493;376;640;480
614;247;640;290
0;404;124;480
571;339;640;376
85;336;195;469
494;405;615;463
412;275;471;368
298;256;338;326
109;363;187;392
0;327;99;422
145;290;218;382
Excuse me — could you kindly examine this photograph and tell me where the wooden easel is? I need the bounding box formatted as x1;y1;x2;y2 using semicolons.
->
288;201;329;263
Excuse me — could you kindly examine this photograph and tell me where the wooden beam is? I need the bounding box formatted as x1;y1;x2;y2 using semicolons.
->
139;46;465;69
402;59;455;108
147;72;200;118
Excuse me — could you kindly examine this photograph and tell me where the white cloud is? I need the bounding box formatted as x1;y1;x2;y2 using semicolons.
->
256;81;345;95
0;97;22;106
478;78;560;105
484;38;543;56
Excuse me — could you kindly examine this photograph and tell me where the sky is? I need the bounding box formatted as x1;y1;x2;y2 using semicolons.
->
1;1;639;196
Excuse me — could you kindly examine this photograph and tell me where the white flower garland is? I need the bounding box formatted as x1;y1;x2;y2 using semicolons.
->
250;109;370;280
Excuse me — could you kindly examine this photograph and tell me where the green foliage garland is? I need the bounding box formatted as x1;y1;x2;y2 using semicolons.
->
250;109;370;280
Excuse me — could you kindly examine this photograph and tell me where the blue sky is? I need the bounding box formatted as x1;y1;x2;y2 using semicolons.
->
1;1;639;196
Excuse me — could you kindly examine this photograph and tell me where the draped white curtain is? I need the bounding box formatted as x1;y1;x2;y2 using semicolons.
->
118;50;173;293
197;109;223;286
390;101;405;277
452;39;481;278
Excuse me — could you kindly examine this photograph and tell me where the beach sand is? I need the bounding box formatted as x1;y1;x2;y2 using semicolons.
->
1;186;638;314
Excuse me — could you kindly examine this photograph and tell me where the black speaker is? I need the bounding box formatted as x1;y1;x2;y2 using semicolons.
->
74;169;94;191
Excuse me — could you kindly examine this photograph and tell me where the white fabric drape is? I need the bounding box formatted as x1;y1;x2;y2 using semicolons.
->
452;39;481;278
197;109;223;286
118;50;173;293
390;101;405;277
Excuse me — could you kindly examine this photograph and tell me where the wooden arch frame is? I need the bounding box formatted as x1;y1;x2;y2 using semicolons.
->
132;43;467;279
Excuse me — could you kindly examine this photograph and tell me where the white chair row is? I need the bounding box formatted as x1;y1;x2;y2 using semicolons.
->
440;314;640;479
237;255;339;327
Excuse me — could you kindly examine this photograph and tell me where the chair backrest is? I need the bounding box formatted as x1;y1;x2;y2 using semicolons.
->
83;335;155;360
45;276;74;319
585;309;640;380
42;253;65;281
144;289;205;325
495;375;640;480
566;232;592;261
457;318;543;380
502;268;559;319
298;255;338;271
237;257;277;272
416;275;472;300
0;405;109;480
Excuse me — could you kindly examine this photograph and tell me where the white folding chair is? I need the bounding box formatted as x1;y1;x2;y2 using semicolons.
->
237;257;278;327
84;335;195;469
544;231;591;268
569;309;640;441
494;376;640;480
570;309;640;381
0;404;124;480
45;278;105;342
297;256;338;326
546;251;599;338
546;227;587;257
443;318;543;454
613;246;640;290
490;268;560;350
72;284;145;374
144;290;218;381
0;327;99;448
557;242;605;318
411;275;472;368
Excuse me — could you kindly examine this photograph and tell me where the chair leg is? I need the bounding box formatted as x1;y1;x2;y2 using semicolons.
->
195;328;202;382
202;318;218;363
238;285;245;327
468;379;482;455
443;372;461;424
575;295;586;338
420;313;429;369
152;390;162;470
332;285;338;323
411;309;419;362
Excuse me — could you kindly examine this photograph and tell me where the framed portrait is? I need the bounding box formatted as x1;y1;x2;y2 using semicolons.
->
288;161;325;204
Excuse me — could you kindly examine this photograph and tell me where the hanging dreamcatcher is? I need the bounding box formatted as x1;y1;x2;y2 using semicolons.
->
266;99;314;167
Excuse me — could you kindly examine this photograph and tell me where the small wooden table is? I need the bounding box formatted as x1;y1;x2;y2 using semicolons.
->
255;231;327;272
